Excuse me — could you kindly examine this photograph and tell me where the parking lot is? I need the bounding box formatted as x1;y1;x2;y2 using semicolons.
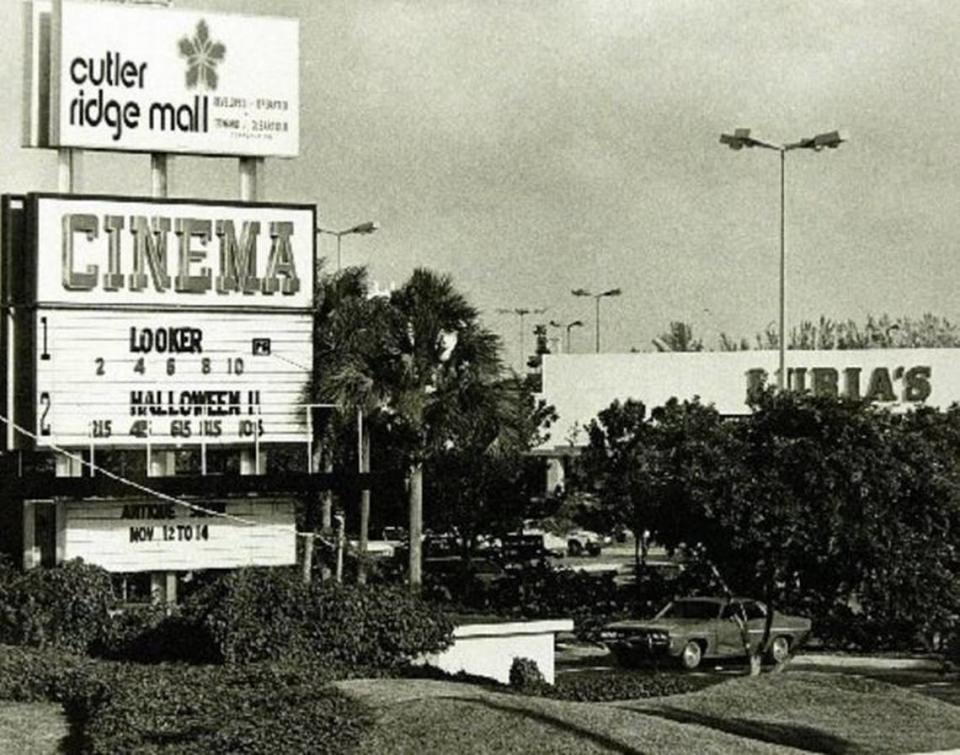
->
556;637;960;705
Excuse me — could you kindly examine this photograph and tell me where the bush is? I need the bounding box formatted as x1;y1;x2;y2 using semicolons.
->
0;560;115;654
0;645;373;754
95;604;207;664
182;567;314;664
509;657;545;691
83;662;372;754
312;584;454;668
0;644;97;702
119;569;456;669
545;671;699;702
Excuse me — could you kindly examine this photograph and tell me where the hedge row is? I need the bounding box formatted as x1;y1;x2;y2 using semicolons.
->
0;561;454;668
0;646;373;754
169;567;454;666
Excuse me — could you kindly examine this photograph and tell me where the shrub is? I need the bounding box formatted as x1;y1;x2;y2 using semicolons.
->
125;569;455;669
182;567;314;664
0;644;97;702
545;671;699;702
95;604;207;664
83;662;372;755
0;646;373;754
508;657;546;691
312;584;454;668
0;560;115;654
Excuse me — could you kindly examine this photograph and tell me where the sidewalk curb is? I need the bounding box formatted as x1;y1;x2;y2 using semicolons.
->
792;653;944;671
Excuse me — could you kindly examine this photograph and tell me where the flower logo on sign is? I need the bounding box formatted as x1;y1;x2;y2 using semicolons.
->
178;20;226;90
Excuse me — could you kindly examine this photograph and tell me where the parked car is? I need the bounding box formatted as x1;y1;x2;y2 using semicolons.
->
424;555;510;588
566;529;606;557
348;539;396;559
600;596;811;670
501;530;566;563
381;526;407;544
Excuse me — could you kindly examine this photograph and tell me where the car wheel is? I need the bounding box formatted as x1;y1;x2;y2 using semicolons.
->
766;636;790;665
567;540;583;557
680;641;702;670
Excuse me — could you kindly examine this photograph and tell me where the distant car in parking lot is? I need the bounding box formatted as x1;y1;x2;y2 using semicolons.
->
424;555;510;588
565;529;607;557
600;596;811;670
381;526;408;544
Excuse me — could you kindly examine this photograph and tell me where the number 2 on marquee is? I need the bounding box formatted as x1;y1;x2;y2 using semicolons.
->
38;392;51;436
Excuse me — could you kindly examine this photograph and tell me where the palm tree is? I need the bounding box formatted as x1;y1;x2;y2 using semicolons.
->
384;269;503;592
310;266;394;583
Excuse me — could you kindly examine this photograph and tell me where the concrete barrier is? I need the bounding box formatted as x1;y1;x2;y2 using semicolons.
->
417;619;574;684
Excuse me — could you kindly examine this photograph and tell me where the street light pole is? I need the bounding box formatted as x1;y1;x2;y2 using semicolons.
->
779;147;786;392
566;320;583;353
497;306;546;370
549;319;584;353
720;128;846;390
572;288;622;353
316;220;380;272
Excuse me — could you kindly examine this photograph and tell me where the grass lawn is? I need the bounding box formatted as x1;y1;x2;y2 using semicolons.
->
340;671;960;754
0;702;70;755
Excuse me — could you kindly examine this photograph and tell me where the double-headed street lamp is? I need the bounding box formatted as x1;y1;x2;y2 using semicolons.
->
720;127;846;389
550;319;584;353
571;288;622;353
497;307;547;370
316;221;380;271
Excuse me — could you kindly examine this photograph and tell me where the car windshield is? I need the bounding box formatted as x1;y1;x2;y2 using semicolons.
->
656;599;721;620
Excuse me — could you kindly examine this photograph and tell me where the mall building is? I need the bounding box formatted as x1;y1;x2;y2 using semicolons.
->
536;348;956;492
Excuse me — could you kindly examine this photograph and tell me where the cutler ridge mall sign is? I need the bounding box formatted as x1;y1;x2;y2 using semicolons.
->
26;0;299;157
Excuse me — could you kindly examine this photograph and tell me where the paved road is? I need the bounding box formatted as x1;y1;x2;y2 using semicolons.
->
556;639;960;705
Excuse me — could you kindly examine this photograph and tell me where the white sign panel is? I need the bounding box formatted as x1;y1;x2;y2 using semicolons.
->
35;309;311;448
49;0;299;157
540;349;960;448
34;195;315;309
21;1;53;148
62;498;296;572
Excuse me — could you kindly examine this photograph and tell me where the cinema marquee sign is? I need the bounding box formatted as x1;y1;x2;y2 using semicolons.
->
26;194;315;448
61;498;296;572
37;0;299;157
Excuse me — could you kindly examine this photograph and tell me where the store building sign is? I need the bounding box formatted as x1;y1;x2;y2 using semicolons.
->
540;350;960;448
61;498;296;572
43;0;299;157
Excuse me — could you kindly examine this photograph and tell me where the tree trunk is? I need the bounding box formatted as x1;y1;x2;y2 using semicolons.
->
358;427;371;585
319;452;334;582
408;461;423;593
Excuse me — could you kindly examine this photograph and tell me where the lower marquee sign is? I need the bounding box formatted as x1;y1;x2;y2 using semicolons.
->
34;309;311;447
61;497;296;572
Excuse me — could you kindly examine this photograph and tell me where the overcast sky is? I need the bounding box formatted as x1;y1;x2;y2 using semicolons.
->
3;0;957;369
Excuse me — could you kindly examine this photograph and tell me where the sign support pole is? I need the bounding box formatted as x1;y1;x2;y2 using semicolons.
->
148;151;177;608
37;150;82;573
239;157;266;476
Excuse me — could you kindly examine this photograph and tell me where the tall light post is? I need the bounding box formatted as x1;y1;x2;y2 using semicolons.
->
550;319;584;353
316;220;380;271
571;288;622;353
720;128;846;389
497;306;546;370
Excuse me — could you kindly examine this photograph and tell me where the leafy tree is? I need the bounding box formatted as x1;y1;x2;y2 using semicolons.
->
425;375;555;549
579;390;960;670
576;399;658;571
